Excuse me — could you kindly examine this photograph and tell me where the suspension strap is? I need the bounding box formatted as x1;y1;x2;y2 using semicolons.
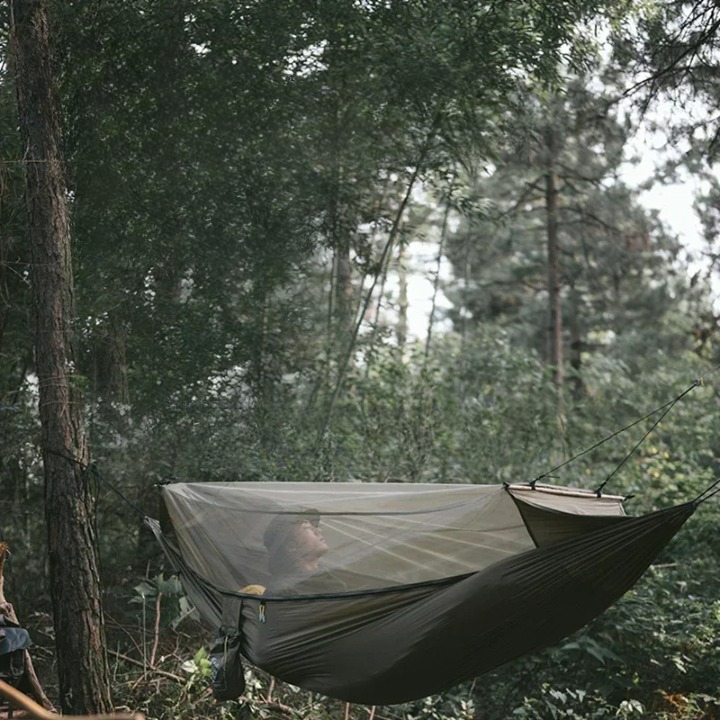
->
532;368;719;493
594;379;702;496
694;477;720;506
48;449;147;520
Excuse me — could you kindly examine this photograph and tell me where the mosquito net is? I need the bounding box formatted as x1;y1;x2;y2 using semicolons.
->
160;481;627;598
154;480;697;704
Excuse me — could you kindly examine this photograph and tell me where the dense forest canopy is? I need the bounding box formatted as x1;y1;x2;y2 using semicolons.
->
1;0;719;718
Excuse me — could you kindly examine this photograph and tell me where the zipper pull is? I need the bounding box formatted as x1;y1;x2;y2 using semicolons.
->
258;601;266;623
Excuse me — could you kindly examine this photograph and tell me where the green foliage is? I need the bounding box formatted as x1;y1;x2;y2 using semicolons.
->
512;686;619;719
443;71;696;391
326;331;561;483
131;574;194;630
3;0;720;716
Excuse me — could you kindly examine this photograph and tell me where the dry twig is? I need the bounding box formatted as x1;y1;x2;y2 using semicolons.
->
0;681;144;720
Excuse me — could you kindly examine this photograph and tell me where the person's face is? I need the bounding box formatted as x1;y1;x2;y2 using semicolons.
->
291;520;328;559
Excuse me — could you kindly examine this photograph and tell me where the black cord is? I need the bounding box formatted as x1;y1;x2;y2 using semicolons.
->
533;390;691;486
595;387;694;496
46;449;147;520
694;477;720;506
89;464;147;520
531;371;715;494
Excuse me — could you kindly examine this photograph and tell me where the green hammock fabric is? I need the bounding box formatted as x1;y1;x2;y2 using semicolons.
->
151;481;694;705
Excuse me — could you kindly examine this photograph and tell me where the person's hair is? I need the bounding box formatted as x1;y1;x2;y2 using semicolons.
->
263;512;320;576
267;539;297;577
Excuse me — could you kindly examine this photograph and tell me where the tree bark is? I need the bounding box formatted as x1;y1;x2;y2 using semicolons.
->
567;283;585;401
396;241;408;349
10;0;113;714
100;317;130;406
544;161;564;389
425;190;453;360
334;244;355;341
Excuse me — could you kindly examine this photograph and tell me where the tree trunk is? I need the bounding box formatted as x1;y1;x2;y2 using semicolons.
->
334;244;355;341
396;241;408;349
94;316;130;407
567;283;585;401
544;162;564;389
425;190;453;360
543;122;565;435
10;0;113;714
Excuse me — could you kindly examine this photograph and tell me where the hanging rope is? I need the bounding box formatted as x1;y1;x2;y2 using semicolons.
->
533;364;720;494
594;379;702;496
48;449;147;520
89;464;148;520
694;476;720;506
532;384;697;487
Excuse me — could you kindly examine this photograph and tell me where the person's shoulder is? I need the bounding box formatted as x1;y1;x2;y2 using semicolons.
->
289;567;385;594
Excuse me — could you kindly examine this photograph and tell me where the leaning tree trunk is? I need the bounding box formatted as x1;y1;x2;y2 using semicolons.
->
10;0;113;714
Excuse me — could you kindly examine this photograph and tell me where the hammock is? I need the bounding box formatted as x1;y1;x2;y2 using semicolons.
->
151;480;697;705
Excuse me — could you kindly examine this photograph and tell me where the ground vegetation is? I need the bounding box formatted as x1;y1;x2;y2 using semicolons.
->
1;0;719;718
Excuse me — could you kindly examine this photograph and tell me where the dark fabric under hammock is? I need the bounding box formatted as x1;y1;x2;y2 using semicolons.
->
150;481;694;705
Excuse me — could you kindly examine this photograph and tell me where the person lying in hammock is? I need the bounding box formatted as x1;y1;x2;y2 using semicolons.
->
264;512;328;580
245;511;388;597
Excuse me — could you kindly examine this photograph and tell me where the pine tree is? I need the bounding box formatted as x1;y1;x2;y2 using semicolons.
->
9;0;112;712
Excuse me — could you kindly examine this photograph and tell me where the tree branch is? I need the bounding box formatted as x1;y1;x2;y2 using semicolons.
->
0;680;143;720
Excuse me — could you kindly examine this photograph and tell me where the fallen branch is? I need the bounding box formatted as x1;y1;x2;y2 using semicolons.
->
107;650;184;683
0;680;144;720
243;696;294;717
265;676;275;703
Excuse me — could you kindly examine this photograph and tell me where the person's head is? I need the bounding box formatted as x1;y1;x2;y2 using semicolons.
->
264;512;328;576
